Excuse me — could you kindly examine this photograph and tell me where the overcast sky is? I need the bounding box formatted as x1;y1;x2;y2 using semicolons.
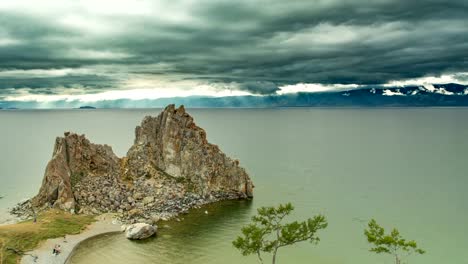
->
0;0;467;105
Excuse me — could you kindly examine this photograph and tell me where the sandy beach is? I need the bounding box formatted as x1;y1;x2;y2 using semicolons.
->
20;214;121;264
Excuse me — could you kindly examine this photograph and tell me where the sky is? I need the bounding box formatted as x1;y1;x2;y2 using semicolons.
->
0;0;467;107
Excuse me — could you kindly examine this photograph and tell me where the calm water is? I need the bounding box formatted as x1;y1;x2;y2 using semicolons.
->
1;108;467;264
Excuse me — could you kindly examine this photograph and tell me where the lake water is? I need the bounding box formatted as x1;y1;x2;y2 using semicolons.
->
1;108;467;264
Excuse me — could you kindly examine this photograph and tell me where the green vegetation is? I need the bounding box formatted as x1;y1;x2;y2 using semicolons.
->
70;172;85;188
233;203;327;264
156;168;197;192
233;204;426;264
0;209;95;264
364;219;425;264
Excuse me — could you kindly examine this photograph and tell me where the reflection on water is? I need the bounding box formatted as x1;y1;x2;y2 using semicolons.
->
68;200;256;264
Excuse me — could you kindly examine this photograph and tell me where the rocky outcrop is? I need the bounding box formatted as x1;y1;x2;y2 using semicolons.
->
125;104;253;197
125;223;157;240
25;104;253;222
32;133;120;211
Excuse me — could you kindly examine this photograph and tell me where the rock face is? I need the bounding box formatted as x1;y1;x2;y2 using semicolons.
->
125;223;157;240
125;105;253;197
32;133;120;211
27;104;254;222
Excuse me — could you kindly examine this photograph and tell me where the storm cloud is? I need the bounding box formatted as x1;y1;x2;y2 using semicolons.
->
0;0;467;104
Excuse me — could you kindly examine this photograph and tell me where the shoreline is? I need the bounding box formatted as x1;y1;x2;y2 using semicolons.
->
20;214;121;264
0;210;19;226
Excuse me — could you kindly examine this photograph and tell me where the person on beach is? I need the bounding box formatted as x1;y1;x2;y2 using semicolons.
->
53;244;61;255
32;209;37;223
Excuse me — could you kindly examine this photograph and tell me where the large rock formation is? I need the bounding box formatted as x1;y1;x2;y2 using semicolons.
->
28;105;253;221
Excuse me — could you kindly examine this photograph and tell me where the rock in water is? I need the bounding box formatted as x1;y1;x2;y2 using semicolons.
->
125;104;254;197
125;223;157;240
29;104;254;220
32;133;120;211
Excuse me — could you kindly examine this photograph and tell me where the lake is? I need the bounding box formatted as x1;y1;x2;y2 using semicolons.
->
1;108;467;264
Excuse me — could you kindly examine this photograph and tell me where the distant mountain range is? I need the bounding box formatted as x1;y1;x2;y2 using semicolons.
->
1;83;468;108
168;83;468;107
269;83;468;107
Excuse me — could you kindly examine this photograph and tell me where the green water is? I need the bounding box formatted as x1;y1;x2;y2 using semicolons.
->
1;108;467;264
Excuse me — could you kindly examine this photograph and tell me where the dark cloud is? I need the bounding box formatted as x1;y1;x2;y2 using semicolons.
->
0;0;467;99
0;75;116;90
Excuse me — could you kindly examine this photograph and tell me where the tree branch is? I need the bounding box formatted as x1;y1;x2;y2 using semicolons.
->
256;250;263;264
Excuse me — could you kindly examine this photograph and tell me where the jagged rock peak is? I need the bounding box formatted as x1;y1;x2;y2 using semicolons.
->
32;132;120;211
126;104;253;198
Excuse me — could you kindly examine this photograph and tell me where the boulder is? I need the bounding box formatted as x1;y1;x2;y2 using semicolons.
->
133;192;144;200
128;208;143;218
125;223;157;240
143;196;154;205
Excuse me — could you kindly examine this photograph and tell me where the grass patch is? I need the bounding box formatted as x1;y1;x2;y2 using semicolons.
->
156;168;197;192
70;172;85;188
0;209;95;264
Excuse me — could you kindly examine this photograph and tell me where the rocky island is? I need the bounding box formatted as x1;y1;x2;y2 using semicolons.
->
13;104;253;224
3;104;253;264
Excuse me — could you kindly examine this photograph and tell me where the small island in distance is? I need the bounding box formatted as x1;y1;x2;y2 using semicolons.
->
77;106;97;109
